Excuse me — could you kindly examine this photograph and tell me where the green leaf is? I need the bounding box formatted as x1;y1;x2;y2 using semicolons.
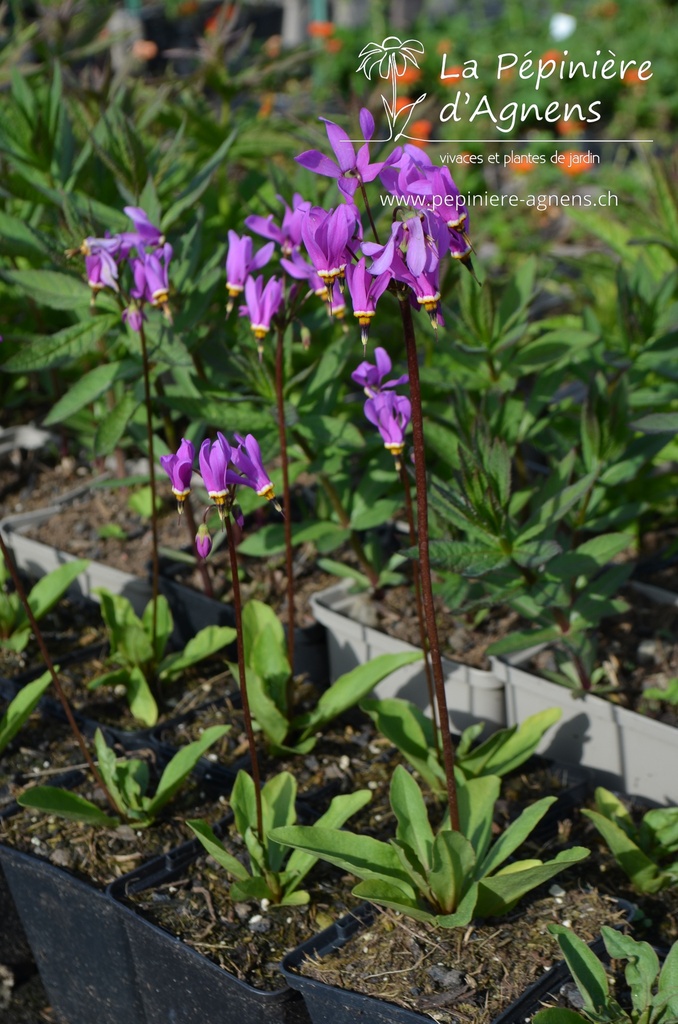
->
658;940;678;1016
269;826;411;886
126;665;159;727
487;624;563;657
360;698;445;795
236;521;346;557
476;848;590;918
457;710;562;779
0;269;92;310
159;625;235;681
2;316;120;372
23;559;89;626
457;774;500;865
581;809;665;893
43;362;138;426
315;559;372;588
143;596;173;665
146;724;230;817
547;922;611;1018
0;671;52;753
242;600;289;712
94;392;140;457
390;766;434;875
235;666;290;748
428;829;476;916
187;820;250;882
632;412;678;434
532;1010;587;1023
352;878;435;923
426;540;511;576
295;652;422;742
96;589;154;667
17;786;119;827
601;928;658;1017
477;796;556;878
286;790;373;888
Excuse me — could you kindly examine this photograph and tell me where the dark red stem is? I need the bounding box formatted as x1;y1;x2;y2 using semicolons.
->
275;327;295;680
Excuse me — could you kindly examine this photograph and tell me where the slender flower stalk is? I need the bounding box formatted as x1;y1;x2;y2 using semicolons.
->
138;321;160;654
0;534;119;816
224;513;264;843
275;325;296;678
398;293;459;831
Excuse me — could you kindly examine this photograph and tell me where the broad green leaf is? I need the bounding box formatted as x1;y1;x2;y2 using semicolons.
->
94;728;126;813
234;666;289;748
601;928;658;1016
23;559;89;626
2;316;120;372
457;774;500;865
17;786;119;827
127;665;159;727
87;668;131;691
231;770;258;841
581;809;664;893
476;848;589;918
532;1010;587;1023
360;698;446;795
269;826;411;885
243;600;289;713
187;820;250;882
632;412;678;434
426;540;511;576
147;724;230;816
286;790;373;887
658;940;678;1014
94;392;141;457
457;710;562;779
477;796;556;878
0;671;52;752
315;558;372;588
428;829;476;915
96;589;153;667
390;766;434;874
352;878;436;923
547;922;611;1018
0;268;92;310
43;362;136;426
159;625;235;681
236;521;346;557
142;596;173;665
296;651;422;742
487;624;564;657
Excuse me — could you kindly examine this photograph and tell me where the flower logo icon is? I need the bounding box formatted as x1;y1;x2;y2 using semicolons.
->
357;36;428;142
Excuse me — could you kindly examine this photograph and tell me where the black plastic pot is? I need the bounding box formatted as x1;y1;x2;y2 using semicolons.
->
0;844;142;1024
108;831;311;1024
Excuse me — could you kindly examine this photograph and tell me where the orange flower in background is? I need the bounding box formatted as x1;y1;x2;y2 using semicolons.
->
394;96;411;113
325;37;342;54
592;0;618;16
436;38;452;55
557;119;585;137
560;150;595;175
178;0;198;14
622;67;643;86
540;49;563;64
307;20;334;38
258;93;275;119
507;154;537;174
399;65;422;85
409;119;432;148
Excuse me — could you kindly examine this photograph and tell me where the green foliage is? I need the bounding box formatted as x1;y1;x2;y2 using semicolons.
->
533;926;678;1024
188;769;371;906
360;699;562;797
582;788;678;895
0;671;53;753
0;558;90;652
89;590;236;726
271;765;589;927
17;725;230;828
232;599;423;753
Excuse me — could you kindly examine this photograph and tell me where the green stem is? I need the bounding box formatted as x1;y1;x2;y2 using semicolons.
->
225;514;264;842
398;294;459;831
0;534;119;817
275;326;296;681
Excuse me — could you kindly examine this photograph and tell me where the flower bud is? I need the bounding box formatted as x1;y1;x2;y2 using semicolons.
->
195;524;212;560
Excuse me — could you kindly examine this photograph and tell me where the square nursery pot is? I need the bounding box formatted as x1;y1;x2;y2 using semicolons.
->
310;581;505;736
280;904;583;1024
107;833;311;1024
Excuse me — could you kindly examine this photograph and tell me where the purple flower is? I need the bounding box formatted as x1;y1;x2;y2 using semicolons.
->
300;205;359;285
122;303;146;333
245;194;311;257
130;243;173;310
345;258;391;349
85;251;119;294
225;232;275;302
123;207;164;247
364;392;411;465
195;524;212;560
296;109;392;199
231;433;277;504
160;438;195;511
280;250;329;300
199;433;237;510
351;347;408;398
240;275;284;356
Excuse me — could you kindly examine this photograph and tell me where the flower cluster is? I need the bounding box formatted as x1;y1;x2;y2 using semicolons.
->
160;433;279;558
352;347;411;468
226;108;472;358
71;207;171;332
